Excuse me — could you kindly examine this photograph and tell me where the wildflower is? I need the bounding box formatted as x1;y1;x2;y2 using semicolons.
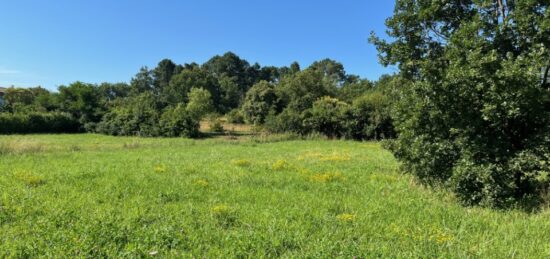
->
433;232;454;245
319;153;351;162
231;159;251;167
211;204;235;220
154;164;167;173
271;159;288;170
195;179;209;187
336;213;356;222
14;170;45;187
211;204;237;227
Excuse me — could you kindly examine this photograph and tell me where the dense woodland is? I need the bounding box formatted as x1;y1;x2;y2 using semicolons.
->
0;53;395;140
1;0;549;209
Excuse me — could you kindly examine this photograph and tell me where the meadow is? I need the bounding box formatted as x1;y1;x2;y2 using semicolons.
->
0;134;549;258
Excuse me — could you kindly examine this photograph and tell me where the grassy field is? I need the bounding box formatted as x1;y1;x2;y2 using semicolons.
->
0;134;549;258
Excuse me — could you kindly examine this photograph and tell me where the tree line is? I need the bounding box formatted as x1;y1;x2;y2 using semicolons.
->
0;52;395;139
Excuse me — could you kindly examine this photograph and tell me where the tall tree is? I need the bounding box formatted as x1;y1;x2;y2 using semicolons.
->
152;59;177;94
165;67;221;108
371;0;549;208
130;67;154;95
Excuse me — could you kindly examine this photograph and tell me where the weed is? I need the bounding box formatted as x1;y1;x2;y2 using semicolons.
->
14;170;46;187
195;179;209;187
154;164;167;173
336;213;356;222
271;159;289;171
231;159;251;167
211;204;237;227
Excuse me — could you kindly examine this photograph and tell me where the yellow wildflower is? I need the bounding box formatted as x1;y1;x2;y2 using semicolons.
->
336;213;356;222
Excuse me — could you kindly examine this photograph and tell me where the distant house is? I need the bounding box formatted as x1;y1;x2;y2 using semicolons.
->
0;87;6;107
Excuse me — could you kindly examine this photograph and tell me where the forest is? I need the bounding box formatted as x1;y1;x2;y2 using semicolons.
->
0;53;394;140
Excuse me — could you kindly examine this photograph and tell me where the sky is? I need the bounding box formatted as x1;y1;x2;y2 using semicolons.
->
0;1;396;90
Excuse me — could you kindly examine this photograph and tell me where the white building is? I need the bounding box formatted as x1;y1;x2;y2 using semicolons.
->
0;87;6;107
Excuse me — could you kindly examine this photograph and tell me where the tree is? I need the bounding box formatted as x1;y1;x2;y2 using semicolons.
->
58;82;102;125
97;82;131;104
203;52;252;91
218;75;242;112
96;92;162;136
165;67;220;107
308;59;347;86
338;79;374;103
159;104;200;138
152;59;178;94
186;88;214;120
305;97;349;138
130;67;154;94
371;0;550;208
277;69;335;112
3;87;35;112
346;91;394;140
290;62;301;74
241;81;277;125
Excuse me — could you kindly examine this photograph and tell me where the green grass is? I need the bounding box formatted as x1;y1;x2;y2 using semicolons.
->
0;134;549;258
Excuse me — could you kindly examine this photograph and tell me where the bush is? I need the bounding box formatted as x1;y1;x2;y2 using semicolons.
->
159;104;200;137
344;92;395;140
304;97;349;138
241;81;277;125
209;119;224;133
264;109;308;135
225;109;244;124
96;93;162;137
0;112;80;134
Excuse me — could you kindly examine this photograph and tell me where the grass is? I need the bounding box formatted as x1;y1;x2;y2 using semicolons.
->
0;134;549;257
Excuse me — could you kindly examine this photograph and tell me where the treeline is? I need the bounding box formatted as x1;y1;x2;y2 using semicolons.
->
0;52;395;139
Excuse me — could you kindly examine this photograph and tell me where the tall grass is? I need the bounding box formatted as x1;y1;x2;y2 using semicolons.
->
0;134;549;257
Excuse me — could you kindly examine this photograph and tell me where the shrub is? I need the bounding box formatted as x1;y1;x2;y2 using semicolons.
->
159;104;200;138
344;92;395;140
241;81;277;125
225;109;245;124
96;93;163;137
208;118;224;133
304;97;349;138
0;112;80;134
264;109;308;135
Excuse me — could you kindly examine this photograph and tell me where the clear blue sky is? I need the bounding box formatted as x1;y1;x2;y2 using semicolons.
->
0;0;396;90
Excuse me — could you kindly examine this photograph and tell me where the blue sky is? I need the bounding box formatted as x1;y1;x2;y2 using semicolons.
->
0;1;396;90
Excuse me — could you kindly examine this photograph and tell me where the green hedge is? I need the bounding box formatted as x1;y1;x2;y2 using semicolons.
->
0;112;81;134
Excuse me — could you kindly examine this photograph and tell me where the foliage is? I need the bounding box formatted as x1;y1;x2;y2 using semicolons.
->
372;0;550;208
58;82;103;126
241;81;277;125
0;112;80;134
159;104;200;138
304;97;349;138
0;52;397;141
186;88;214;120
345;91;395;140
96;93;163;136
225;109;245;124
164;67;220;107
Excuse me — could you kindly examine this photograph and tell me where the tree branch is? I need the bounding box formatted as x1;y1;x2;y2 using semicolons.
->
543;59;550;89
497;0;507;21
